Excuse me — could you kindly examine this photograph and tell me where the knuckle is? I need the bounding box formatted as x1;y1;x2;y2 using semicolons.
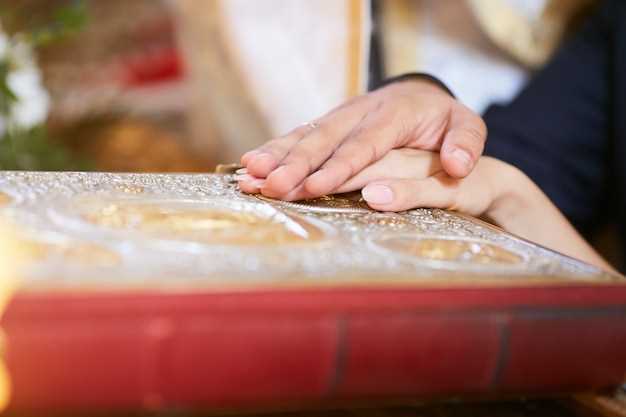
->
365;142;382;163
336;140;379;166
334;95;363;111
264;138;284;148
325;155;358;179
283;151;313;172
285;127;308;139
427;176;456;208
347;94;369;107
279;125;308;141
291;138;328;159
466;115;487;140
314;122;335;139
335;139;362;156
345;123;366;141
397;181;422;209
255;146;276;158
459;124;486;150
260;138;293;155
392;94;415;110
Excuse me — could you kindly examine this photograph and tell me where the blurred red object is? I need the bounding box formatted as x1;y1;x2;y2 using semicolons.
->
119;45;184;87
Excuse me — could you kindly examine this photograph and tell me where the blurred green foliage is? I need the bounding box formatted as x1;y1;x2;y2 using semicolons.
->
0;61;18;115
0;0;87;44
28;1;88;47
0;127;90;171
0;0;90;171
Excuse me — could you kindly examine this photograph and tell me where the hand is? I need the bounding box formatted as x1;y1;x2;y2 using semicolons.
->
238;78;487;201
313;148;511;217
350;149;614;272
242;145;612;269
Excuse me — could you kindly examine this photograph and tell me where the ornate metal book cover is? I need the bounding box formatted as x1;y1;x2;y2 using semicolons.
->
1;171;625;413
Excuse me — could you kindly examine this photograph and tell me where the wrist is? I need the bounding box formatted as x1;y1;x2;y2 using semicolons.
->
477;157;612;271
481;157;537;225
376;73;455;97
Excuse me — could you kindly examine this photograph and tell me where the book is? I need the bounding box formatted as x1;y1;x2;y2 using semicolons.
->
0;171;624;414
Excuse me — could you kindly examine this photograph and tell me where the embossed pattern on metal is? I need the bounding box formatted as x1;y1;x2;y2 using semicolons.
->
0;171;620;292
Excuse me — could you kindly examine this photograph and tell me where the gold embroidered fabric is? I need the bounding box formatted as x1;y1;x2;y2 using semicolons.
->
381;0;596;74
467;0;596;68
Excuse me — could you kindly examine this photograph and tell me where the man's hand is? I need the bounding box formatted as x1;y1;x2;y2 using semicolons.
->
238;78;486;201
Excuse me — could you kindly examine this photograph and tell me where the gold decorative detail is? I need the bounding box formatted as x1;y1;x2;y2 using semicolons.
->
114;184;145;194
22;241;121;267
346;0;365;97
371;215;410;228
376;237;523;265
467;0;596;68
214;163;242;174
79;200;324;245
62;244;122;267
0;193;11;207
380;0;421;77
258;191;371;213
0;172;615;292
302;192;370;210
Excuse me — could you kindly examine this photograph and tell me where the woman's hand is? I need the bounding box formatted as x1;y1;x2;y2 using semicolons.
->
324;148;510;218
238;78;487;201
318;148;611;271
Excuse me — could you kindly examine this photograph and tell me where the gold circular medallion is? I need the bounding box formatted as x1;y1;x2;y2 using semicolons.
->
21;240;121;267
0;193;12;207
76;198;324;245
374;236;523;265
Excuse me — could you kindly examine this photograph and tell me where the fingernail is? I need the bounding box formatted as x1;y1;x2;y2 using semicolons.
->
235;174;254;181
235;168;248;175
362;184;394;205
451;148;472;169
250;179;266;188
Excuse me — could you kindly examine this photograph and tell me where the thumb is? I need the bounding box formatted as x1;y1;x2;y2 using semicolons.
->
361;173;459;212
440;107;487;178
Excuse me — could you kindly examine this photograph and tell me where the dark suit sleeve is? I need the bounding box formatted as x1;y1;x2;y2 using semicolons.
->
483;1;615;232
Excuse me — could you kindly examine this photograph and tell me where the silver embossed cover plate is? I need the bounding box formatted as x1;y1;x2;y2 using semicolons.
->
0;171;620;292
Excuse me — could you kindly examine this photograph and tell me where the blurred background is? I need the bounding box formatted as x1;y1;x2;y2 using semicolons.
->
1;0;207;172
0;0;596;174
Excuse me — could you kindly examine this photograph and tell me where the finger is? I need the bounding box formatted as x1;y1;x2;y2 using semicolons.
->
238;173;314;200
361;172;459;212
274;182;318;202
302;112;397;196
262;106;370;198
236;174;266;194
334;149;442;193
240;150;261;166
439;105;486;178
243;127;308;178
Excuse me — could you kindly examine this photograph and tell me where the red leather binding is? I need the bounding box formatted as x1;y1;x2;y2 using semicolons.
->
3;284;626;413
